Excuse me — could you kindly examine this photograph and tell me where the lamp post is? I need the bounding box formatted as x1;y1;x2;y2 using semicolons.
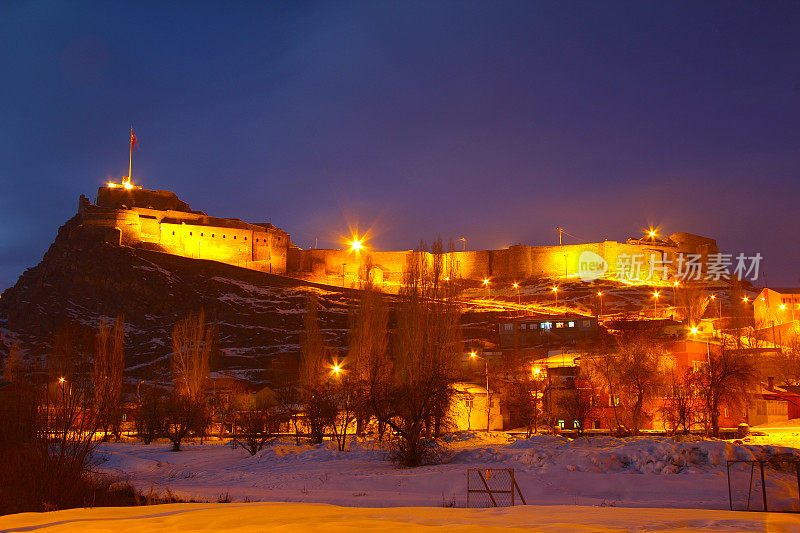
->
483;278;490;297
469;351;490;432
596;291;603;317
513;282;520;304
552;286;559;308
653;290;660;316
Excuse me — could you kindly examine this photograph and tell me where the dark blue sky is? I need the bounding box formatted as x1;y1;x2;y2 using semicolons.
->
2;1;799;290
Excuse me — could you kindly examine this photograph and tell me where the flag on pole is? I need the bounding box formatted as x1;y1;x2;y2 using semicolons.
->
130;128;137;150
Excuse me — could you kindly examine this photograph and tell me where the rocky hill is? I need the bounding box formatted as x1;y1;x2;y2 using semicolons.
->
0;217;504;387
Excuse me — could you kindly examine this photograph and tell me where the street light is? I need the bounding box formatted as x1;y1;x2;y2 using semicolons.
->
468;351;491;432
513;282;520;304
483;278;490;297
552;286;559;308
653;290;660;315
596;291;603;317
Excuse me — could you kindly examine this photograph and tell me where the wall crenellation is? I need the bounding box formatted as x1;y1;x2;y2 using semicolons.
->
78;186;718;288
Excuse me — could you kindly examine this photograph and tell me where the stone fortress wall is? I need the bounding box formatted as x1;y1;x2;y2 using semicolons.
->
78;186;718;287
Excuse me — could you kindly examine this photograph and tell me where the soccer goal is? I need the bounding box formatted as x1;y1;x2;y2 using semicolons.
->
466;468;527;508
727;459;800;513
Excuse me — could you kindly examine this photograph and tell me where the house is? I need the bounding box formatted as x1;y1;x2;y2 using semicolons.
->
754;288;800;327
498;315;598;349
449;382;503;431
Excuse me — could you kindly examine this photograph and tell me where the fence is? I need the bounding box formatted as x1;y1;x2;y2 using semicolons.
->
727;459;800;513
466;468;526;508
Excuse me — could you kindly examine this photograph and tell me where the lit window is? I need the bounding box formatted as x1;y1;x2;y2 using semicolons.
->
520;323;527;330
557;420;565;428
541;322;551;330
555;322;565;328
502;323;513;332
568;321;575;328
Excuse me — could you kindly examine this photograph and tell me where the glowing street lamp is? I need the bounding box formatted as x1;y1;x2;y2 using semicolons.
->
552;286;559;308
483;278;490;297
58;377;65;384
468;351;490;432
349;238;363;252
596;291;603;317
332;364;341;374
513;282;520;304
652;290;660;315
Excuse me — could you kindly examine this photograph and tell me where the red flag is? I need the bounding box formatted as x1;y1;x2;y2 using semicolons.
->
130;128;137;150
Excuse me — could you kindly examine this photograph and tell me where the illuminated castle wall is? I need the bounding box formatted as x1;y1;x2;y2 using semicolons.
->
79;186;290;273
78;185;717;287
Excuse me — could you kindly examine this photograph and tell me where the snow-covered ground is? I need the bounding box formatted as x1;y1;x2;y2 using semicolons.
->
93;432;800;511
3;501;799;532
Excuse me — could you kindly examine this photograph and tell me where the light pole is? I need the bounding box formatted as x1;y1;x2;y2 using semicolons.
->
469;351;490;432
483;278;490;297
596;291;603;317
552;286;559;308
652;290;660;316
513;282;520;304
459;237;466;252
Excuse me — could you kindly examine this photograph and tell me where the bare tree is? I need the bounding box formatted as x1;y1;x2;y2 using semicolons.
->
233;390;285;456
508;375;541;437
660;369;701;435
372;239;462;467
695;339;758;437
171;310;212;402
675;284;709;324
92;316;125;440
300;294;338;444
166;310;213;450
777;330;800;385
3;340;25;383
584;332;666;434
558;388;594;436
347;280;390;437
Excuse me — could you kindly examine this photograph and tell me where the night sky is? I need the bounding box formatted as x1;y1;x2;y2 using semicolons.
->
2;1;799;290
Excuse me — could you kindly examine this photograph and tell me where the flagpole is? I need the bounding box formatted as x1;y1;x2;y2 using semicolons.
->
127;126;134;184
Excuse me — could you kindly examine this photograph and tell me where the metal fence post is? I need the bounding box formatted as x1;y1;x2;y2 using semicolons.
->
760;461;768;512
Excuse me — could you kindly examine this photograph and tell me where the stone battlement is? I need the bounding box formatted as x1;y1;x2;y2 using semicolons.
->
77;185;718;288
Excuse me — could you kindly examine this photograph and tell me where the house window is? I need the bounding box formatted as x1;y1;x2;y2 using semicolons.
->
502;323;513;332
244;237;247;241
530;323;538;329
568;321;575;328
212;234;215;238
172;231;175;235
555;322;565;328
520;323;527;330
234;236;237;239
465;398;474;409
223;235;226;238
541;322;551;330
557;419;565;429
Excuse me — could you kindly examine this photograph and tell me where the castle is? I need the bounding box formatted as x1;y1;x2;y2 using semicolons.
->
78;183;718;288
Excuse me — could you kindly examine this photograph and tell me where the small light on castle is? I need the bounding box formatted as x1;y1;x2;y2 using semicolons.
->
107;181;117;188
482;278;489;286
123;181;133;190
780;304;787;310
